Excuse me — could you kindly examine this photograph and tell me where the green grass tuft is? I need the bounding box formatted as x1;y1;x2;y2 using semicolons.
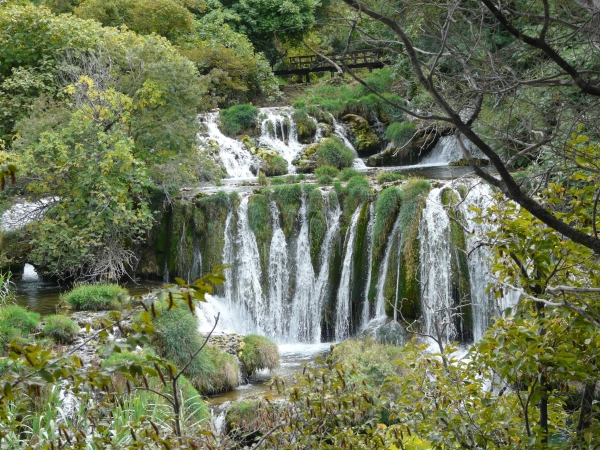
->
386;122;416;146
62;284;128;311
315;137;355;169
0;305;40;334
42;315;79;344
338;168;361;181
377;172;403;184
240;334;279;376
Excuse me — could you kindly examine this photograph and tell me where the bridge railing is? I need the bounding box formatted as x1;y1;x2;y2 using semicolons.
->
284;49;386;71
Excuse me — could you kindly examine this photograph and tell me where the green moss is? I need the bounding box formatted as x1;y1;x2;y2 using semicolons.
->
62;284;128;311
293;108;317;143
195;191;230;275
377;172;403;184
396;179;431;321
314;165;339;178
171;201;195;280
386;122;415;147
351;202;371;329
372;187;402;264
456;184;468;200
272;184;303;238
342;176;371;226
42;315;79;344
248;194;273;279
262;155;288;176
240;334;279;376
308;189;326;268
343;114;381;153
337;168;361;181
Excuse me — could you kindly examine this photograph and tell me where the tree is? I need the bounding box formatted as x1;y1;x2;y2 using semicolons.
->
337;0;600;253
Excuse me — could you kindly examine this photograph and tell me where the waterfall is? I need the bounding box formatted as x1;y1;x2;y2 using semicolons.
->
200;112;257;179
419;188;459;342
258;108;303;173
361;202;375;327
375;214;402;317
330;114;367;169
22;263;39;282
313;191;342;330
288;196;317;342
420;134;488;166
266;201;289;338
335;205;363;341
461;183;519;341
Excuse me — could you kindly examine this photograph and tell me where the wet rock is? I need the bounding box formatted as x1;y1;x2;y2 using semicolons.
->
359;317;407;346
342;114;381;155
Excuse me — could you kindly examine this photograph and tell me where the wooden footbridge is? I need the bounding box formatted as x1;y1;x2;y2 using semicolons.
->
273;49;389;82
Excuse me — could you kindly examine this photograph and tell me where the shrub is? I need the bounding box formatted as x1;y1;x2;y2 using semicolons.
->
263;155;288;176
343;175;371;216
102;350;210;423
315;137;355;169
296;173;306;181
377;172;403;184
0;323;20;354
386;122;416;146
240;334;279;376
314;165;339;178
0;305;40;334
257;171;269;186
317;174;334;184
42;315;79;344
338;167;361;181
219;104;258;136
270;177;284;184
147;306;239;394
293;108;317;142
62;284;128;311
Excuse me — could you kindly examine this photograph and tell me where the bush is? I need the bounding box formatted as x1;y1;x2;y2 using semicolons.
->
0;305;40;334
240;334;279;376
62;284;128;311
317;174;334;184
315;137;355;169
377;172;403;184
42;315;79;344
292;108;317;142
338;168;361;181
343;175;371;215
257;171;269;185
0;323;20;354
220;104;258;136
263;155;288;176
386;122;416;146
270;177;284;184
147;306;239;394
102;350;210;423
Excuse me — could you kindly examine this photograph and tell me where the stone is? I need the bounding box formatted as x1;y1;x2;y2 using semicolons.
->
359;317;407;346
342;114;381;155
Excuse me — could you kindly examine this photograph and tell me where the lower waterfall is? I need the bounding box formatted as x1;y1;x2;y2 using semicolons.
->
182;180;516;345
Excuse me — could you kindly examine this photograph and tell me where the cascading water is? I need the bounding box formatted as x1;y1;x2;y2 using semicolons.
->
461;183;519;341
313;191;342;329
361;202;375;328
420;134;488;166
375;214;402;318
258;108;303;173
265;201;289;338
288;196;318;342
330;114;367;169
419;188;456;342
220;196;266;335
335;205;363;341
200;112;257;179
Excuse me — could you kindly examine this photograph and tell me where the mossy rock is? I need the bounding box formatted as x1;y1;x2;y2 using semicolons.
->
248;194;273;280
240;334;279;377
342;114;381;155
448;157;489;166
293;109;317;143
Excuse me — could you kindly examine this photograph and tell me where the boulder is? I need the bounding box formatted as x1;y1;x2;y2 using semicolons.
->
342;114;381;155
359;317;407;346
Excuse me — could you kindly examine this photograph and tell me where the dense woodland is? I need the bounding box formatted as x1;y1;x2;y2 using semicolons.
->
0;0;599;448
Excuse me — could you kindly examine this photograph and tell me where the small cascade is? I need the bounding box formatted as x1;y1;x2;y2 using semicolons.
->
330;114;367;169
462;183;519;341
375;214;402;317
361;202;375;327
221;210;235;311
22;263;39;282
189;235;203;284
258;107;303;173
266;201;289;338
419;188;456;342
420;134;488;165
313;191;342;326
288;196;317;342
200;112;257;179
335;205;363;341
